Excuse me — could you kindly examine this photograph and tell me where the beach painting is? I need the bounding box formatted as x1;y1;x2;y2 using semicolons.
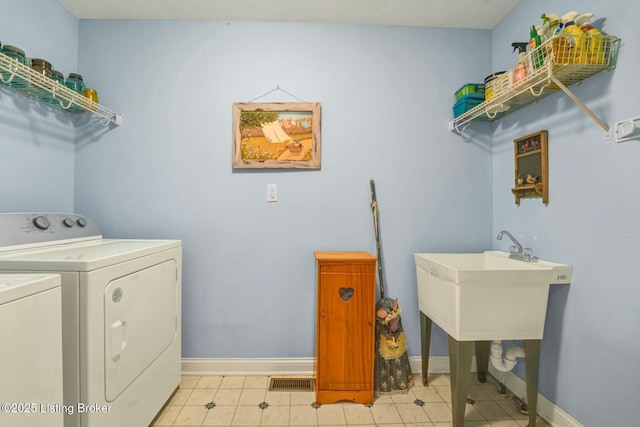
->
232;102;321;169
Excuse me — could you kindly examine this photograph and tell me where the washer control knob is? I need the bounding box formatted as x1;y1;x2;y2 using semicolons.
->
33;216;51;230
76;217;88;227
63;218;75;227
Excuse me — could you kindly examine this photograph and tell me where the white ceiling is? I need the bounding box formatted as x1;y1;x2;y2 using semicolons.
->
57;0;522;30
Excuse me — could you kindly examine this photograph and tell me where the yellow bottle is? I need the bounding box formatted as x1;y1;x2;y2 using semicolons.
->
559;11;587;63
576;12;606;64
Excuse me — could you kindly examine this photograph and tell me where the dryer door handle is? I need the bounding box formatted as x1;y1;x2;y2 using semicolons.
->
110;320;127;361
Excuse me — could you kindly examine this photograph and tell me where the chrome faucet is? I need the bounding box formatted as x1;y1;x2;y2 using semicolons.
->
496;230;537;262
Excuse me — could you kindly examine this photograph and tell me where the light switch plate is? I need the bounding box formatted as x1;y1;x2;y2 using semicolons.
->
267;184;278;202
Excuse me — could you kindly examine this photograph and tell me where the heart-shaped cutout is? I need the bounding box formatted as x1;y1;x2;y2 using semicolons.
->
339;287;354;302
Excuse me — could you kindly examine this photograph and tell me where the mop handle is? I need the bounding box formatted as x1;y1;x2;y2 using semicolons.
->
370;179;385;299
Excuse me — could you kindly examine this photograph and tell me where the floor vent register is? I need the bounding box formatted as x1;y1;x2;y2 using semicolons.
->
268;377;315;392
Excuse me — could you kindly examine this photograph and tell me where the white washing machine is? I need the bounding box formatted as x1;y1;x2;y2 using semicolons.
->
0;213;182;427
0;273;64;427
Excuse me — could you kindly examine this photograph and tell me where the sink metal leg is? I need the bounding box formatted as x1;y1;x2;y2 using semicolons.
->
523;340;541;427
475;341;490;383
420;312;432;386
448;335;473;427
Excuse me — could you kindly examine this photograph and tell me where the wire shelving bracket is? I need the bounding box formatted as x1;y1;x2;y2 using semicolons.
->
449;35;620;135
0;51;122;126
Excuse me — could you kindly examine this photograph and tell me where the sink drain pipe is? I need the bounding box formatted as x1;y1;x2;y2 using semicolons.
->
490;340;525;372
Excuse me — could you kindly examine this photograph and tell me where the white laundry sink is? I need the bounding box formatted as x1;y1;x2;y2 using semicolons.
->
414;251;572;341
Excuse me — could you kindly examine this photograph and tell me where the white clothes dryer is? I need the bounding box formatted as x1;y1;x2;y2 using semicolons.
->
0;213;182;427
0;273;64;427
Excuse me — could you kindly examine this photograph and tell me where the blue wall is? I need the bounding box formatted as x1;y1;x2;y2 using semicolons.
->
491;0;640;425
0;0;79;211
3;1;638;425
73;20;493;358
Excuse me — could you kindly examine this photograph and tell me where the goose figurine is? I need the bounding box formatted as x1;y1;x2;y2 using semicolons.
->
526;174;538;184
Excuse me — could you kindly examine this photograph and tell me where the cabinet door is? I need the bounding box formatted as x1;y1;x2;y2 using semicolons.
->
317;264;374;391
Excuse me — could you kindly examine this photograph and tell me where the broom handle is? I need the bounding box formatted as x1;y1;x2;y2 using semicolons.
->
370;179;385;299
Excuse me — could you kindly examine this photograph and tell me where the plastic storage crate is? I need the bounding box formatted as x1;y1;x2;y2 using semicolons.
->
453;95;483;118
455;83;485;100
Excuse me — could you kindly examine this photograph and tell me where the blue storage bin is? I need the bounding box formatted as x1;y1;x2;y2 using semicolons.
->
453;95;483;118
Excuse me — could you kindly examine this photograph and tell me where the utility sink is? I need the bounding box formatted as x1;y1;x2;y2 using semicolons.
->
414;251;572;341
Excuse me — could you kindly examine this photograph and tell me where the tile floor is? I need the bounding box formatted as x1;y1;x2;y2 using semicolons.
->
151;373;551;427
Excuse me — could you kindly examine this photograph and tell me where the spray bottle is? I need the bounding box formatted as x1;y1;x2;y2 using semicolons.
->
549;11;584;63
535;21;549;43
512;42;528;84
562;12;587;64
575;12;596;33
576;12;605;64
540;13;561;40
554;11;579;36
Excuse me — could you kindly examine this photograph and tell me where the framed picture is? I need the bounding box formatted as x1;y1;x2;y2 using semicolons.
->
232;102;321;169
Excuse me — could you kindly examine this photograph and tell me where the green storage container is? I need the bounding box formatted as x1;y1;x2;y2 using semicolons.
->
455;83;485;100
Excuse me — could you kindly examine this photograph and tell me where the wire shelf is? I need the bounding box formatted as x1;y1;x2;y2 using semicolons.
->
0;51;121;126
451;35;620;133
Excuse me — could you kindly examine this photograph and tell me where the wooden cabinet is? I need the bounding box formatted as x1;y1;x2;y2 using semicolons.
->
314;251;376;404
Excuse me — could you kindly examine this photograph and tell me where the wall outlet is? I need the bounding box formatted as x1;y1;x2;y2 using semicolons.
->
267;184;278;202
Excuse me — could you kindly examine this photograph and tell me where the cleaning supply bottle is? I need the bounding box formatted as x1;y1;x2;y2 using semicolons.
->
576;12;606;64
558;11;586;63
575;12;595;32
512;42;528;84
540;13;561;40
535;21;549;43
554;11;578;35
529;26;544;69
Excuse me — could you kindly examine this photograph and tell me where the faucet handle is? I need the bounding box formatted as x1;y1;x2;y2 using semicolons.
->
509;245;519;256
523;248;536;259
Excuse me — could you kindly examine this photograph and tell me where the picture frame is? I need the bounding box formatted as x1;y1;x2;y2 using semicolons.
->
232;102;321;169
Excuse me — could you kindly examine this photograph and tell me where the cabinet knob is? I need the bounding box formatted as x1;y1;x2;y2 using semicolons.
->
321;312;325;317
368;320;373;326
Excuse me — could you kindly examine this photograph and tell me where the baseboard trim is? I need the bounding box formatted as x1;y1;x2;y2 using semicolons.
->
181;358;316;376
488;365;583;427
183;357;580;427
181;356;458;376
